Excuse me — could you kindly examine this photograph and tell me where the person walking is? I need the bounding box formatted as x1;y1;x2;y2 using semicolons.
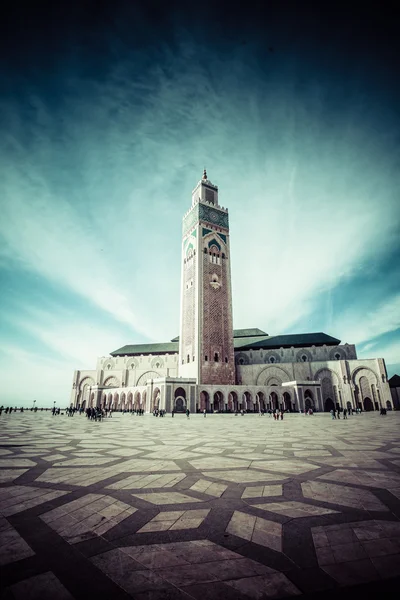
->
330;409;336;420
186;408;190;419
343;408;347;419
203;408;206;417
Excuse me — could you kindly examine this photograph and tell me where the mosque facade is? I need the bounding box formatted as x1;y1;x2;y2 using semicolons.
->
71;171;393;413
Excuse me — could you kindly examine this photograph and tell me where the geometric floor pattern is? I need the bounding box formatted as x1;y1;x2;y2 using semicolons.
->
1;412;400;599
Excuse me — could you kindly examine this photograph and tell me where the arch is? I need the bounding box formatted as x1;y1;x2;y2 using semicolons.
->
103;359;115;371
113;392;119;410
257;365;291;386
213;391;223;412
102;393;107;408
314;368;339;385
296;349;312;363
151;357;164;369
363;397;373;411
107;392;113;409
257;391;267;411
304;389;315;411
243;391;253;411
269;391;279;410
134;391;141;410
136;371;162;386
264;351;280;364
235;353;249;366
174;387;186;412
228;390;239;411
351;366;379;387
120;392;126;411
152;387;161;411
127;392;133;411
283;391;291;411
324;398;335;412
200;390;210;411
103;376;119;388
127;358;139;370
329;347;346;360
386;400;392;410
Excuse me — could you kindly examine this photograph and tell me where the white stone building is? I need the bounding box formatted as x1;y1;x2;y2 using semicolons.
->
71;171;393;413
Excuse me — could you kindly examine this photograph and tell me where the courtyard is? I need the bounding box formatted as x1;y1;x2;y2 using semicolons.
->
1;411;400;599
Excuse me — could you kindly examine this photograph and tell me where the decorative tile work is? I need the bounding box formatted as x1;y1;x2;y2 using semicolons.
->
252;501;339;518
137;509;210;532
226;511;283;551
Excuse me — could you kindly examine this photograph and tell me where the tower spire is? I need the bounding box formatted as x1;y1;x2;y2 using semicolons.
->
202;168;207;180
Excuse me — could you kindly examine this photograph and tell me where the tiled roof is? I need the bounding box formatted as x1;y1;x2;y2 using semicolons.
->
235;332;341;350
112;332;340;356
233;328;268;338
110;342;179;356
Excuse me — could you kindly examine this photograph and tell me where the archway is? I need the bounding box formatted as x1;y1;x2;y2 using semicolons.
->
213;391;223;412
174;387;186;412
324;398;335;412
152;388;161;411
386;401;392;410
121;392;126;411
258;392;266;411
200;391;210;411
346;401;352;410
113;392;119;410
107;393;113;409
134;391;141;411
270;391;279;410
283;392;291;411
304;389;315;411
127;392;133;411
142;390;147;411
243;391;253;412
363;397;373;411
229;391;239;411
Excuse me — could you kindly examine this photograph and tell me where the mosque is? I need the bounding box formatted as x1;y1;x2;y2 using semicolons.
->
71;171;393;413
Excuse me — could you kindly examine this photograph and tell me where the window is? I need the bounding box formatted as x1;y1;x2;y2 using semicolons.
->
107;364;111;370
192;356;195;361
205;355;208;361
239;358;244;365
302;355;307;362
214;353;219;362
155;362;160;368
225;357;228;363
204;248;207;254
335;353;340;360
187;354;190;363
269;357;275;363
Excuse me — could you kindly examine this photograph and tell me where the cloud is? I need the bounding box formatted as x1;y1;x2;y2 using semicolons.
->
335;294;400;346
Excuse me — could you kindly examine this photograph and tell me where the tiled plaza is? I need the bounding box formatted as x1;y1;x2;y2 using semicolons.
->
1;412;400;599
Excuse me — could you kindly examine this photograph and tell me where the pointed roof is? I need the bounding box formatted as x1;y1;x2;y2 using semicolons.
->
202;168;207;180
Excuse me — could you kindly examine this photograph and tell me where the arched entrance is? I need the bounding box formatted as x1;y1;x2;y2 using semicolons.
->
121;393;126;411
107;393;113;409
127;392;133;411
257;392;266;411
113;393;119;410
213;391;223;412
152;388;161;411
324;398;335;412
134;391;141;411
363;397;374;411
270;391;279;410
228;391;239;411
243;391;253;412
174;387;186;412
200;391;210;411
283;392;291;411
304;389;315;411
386;401;392;410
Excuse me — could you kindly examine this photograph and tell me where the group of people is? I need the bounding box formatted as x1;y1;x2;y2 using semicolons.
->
330;407;356;419
85;406;112;421
152;408;166;417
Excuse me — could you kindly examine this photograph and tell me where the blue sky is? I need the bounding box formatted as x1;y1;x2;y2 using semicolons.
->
0;1;399;405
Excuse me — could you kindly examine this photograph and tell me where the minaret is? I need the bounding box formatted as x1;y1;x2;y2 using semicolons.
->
179;170;235;385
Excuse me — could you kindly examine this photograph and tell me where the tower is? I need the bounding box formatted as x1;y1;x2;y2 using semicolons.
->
179;170;235;385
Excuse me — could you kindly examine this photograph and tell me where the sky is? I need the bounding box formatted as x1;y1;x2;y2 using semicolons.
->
0;1;399;406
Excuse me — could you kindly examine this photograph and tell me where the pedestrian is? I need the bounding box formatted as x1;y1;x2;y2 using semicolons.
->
330;409;335;420
186;408;190;418
203;408;206;417
343;408;347;419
